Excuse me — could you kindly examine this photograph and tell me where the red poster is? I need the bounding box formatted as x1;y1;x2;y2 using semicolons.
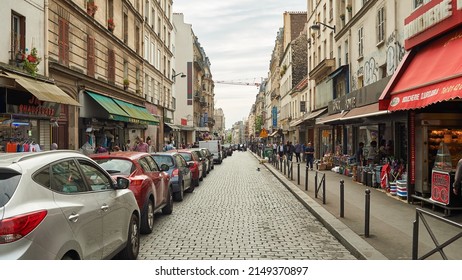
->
431;170;451;205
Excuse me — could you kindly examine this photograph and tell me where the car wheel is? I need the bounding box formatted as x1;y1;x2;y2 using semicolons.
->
140;199;154;234
185;183;195;193
173;182;184;202
117;213;140;260
162;187;173;215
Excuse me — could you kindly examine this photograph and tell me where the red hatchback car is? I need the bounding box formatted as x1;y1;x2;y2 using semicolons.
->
90;152;172;234
177;149;203;187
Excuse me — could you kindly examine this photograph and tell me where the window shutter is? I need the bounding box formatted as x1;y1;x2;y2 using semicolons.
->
108;49;115;83
59;18;70;66
58;18;65;63
87;36;95;77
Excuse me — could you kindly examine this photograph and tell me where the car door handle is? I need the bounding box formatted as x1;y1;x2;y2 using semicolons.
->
101;204;109;212
68;213;79;223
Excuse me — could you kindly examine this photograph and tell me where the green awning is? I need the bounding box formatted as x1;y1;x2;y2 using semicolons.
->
113;99;159;125
86;91;130;122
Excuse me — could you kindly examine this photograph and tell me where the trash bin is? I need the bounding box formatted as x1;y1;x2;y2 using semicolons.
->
264;148;273;159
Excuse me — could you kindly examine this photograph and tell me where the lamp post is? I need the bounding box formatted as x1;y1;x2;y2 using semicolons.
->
310;22;336;33
172;72;186;80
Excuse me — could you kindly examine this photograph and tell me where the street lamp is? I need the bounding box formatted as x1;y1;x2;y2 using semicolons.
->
172;72;186;79
310;22;336;33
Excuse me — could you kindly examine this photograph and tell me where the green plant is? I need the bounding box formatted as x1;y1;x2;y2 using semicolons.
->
19;47;41;76
123;78;130;85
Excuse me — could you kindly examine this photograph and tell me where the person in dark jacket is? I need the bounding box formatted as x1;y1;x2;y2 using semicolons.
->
305;142;315;170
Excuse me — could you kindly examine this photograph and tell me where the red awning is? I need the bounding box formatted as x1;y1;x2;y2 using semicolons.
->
379;28;462;111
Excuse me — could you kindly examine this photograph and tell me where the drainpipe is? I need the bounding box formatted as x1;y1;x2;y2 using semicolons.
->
44;0;49;77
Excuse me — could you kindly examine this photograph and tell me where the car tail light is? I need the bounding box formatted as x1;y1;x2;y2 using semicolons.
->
172;169;179;178
130;179;144;187
0;210;47;244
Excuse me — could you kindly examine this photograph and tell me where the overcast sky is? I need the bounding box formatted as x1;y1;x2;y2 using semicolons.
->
172;1;307;129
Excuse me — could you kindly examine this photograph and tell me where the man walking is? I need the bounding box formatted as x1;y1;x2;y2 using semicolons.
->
294;142;302;162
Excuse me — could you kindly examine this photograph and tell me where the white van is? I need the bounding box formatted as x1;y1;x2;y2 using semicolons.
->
199;140;222;164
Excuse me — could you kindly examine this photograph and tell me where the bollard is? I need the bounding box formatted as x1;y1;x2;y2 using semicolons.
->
305;165;309;191
280;157;283;172
315;172;318;198
283;159;286;175
322;177;326;204
365;189;371;238
290;161;293;180
297;163;300;185
340;180;345;218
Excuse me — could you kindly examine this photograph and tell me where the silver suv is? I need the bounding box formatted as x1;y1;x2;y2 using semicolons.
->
0;151;140;260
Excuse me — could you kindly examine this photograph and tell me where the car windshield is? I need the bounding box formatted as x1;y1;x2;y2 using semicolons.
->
93;158;134;175
152;155;175;168
179;153;192;161
0;171;21;207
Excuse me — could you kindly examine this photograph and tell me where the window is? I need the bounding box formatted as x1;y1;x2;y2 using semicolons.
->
145;0;149;20
138;157;151;172
123;60;128;79
358;27;363;58
108;0;114;19
51;160;87;193
338;46;342;66
123;11;128;43
377;6;385;44
144;36;149;60
78;160;111;191
344;40;349;64
135;24;140;54
145;156;159;171
58;17;70;66
11;12;25;60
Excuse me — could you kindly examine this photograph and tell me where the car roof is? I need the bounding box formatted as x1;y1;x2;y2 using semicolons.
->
0;150;87;165
89;151;151;161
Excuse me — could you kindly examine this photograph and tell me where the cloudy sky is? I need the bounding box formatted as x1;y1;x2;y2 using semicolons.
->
172;1;307;129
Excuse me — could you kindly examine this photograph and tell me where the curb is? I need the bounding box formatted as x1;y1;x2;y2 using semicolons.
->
251;151;388;260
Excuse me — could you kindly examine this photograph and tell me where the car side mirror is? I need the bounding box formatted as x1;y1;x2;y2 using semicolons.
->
160;163;170;171
188;162;194;168
116;177;130;189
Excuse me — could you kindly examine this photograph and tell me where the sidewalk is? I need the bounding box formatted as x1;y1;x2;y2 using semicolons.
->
251;151;462;260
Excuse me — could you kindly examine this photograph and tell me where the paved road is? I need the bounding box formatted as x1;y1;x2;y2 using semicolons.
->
139;151;356;260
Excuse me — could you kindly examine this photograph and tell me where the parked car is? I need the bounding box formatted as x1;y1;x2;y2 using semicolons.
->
90;151;172;234
223;144;233;157
0;150;140;260
177;149;203;187
200;147;214;171
189;148;208;179
151;151;193;202
199;140;222;164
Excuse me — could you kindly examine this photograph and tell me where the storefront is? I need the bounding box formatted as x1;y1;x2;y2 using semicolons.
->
0;71;80;152
379;0;462;208
79;90;159;152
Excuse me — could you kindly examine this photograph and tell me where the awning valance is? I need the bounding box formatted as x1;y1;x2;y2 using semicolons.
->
341;103;389;121
303;108;327;121
164;123;181;131
316;111;347;125
4;72;81;106
112;99;159;125
86;91;159;125
86;91;130;122
379;29;462;111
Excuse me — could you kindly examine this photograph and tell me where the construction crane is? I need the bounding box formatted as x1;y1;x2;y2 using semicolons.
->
215;80;261;87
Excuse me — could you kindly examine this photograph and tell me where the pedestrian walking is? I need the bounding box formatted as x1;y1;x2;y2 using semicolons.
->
356;142;364;166
287;141;294;162
305;142;315;170
294;142;302;162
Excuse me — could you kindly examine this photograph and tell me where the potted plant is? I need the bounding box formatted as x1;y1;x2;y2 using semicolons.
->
346;4;352;12
21;47;41;76
123;78;129;90
340;13;345;20
87;0;98;17
108;18;115;32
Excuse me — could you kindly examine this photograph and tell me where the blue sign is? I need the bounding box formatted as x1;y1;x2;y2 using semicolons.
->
272;107;277;127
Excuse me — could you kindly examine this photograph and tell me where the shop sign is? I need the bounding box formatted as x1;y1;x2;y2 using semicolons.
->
431;170;451;205
11;96;59;117
404;0;462;49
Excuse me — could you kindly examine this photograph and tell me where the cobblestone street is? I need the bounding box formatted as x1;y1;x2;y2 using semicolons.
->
139;151;356;260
